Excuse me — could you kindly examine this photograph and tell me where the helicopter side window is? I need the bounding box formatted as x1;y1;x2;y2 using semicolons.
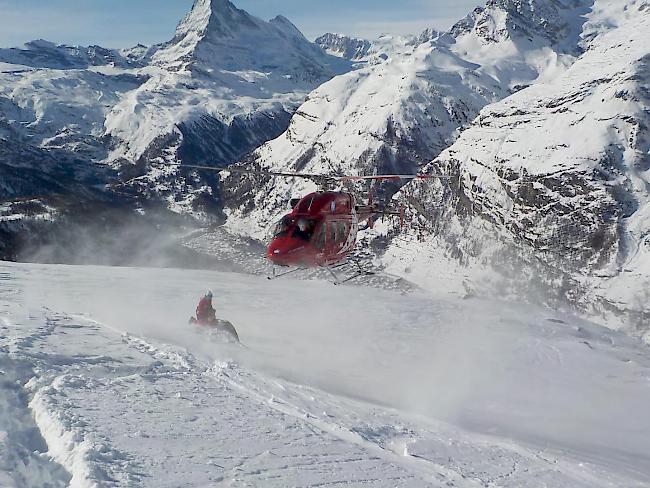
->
335;197;349;213
328;221;346;244
273;216;294;237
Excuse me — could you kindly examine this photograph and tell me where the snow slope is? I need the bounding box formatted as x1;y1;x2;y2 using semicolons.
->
1;261;649;486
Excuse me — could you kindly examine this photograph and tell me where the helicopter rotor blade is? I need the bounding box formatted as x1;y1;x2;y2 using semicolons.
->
174;164;449;181
338;174;449;181
174;164;338;181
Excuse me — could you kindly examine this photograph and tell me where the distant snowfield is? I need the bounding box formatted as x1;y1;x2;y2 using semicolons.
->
1;261;649;487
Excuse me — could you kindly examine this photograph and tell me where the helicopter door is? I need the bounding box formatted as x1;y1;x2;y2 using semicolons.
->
327;221;345;253
312;222;326;251
322;220;335;257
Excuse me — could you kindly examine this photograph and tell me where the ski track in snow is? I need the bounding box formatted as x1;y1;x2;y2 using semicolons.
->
1;261;650;487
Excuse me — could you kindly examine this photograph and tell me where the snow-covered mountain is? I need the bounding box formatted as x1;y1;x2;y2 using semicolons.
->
107;0;349;165
152;0;340;77
1;0;648;335
0;0;349;258
221;0;593;235
0;40;145;70
221;37;506;238
381;0;650;334
446;0;591;90
103;0;351;217
217;0;649;335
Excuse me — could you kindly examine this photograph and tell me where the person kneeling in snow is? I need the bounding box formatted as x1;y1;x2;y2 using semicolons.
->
196;290;216;325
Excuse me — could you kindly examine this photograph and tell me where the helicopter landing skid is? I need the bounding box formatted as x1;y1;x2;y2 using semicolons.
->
267;265;309;280
325;261;375;286
267;261;374;285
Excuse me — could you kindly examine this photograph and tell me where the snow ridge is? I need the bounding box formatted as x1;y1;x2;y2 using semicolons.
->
0;40;142;70
28;375;142;488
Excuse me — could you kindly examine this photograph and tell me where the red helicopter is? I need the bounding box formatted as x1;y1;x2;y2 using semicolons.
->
267;191;366;269
181;165;445;283
266;191;379;284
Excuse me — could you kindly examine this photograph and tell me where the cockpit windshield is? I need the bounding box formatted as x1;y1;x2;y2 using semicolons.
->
273;216;294;237
272;216;319;241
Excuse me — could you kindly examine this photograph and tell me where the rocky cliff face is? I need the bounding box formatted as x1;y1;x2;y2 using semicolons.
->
382;0;650;336
315;33;373;60
449;0;588;49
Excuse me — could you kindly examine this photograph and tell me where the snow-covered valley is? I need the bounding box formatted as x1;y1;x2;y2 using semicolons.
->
1;261;649;486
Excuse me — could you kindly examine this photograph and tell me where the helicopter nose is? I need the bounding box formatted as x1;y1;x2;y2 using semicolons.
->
267;238;305;265
267;241;288;262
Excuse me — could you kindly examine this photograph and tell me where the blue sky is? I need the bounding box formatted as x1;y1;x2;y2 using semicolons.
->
0;0;482;48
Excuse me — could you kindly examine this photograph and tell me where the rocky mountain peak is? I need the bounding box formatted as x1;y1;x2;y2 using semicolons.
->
171;0;306;47
151;0;349;78
173;0;256;41
150;0;261;70
315;33;372;60
269;15;307;40
412;27;442;45
449;0;592;53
